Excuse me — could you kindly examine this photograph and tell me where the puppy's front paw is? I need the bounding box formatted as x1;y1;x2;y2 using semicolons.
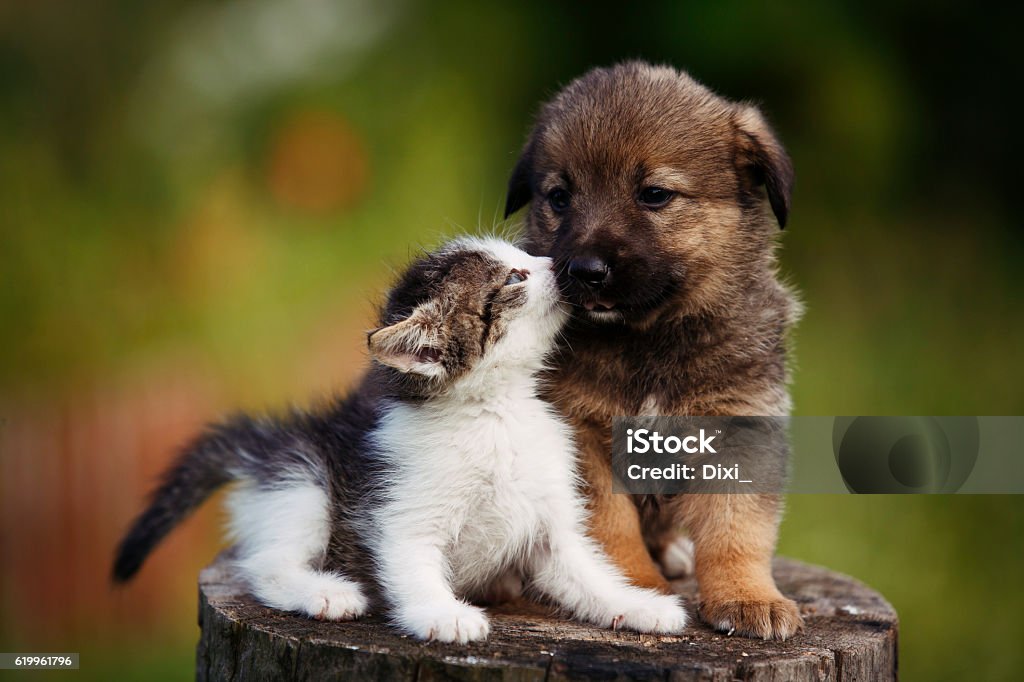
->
611;591;688;634
699;595;802;640
401;601;491;643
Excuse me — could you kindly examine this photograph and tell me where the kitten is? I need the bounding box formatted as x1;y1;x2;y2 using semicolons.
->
112;237;688;643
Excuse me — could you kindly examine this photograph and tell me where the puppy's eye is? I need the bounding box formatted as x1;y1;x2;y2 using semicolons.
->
547;188;571;213
638;186;675;209
504;269;529;286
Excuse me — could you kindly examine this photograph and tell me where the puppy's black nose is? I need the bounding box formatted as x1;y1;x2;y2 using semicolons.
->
567;256;610;287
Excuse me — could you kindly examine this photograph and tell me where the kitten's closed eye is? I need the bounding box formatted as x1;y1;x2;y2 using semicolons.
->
505;269;529;286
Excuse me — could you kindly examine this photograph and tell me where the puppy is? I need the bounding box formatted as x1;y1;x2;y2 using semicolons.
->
504;61;803;640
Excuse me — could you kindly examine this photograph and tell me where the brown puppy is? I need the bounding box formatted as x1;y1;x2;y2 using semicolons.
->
504;62;802;640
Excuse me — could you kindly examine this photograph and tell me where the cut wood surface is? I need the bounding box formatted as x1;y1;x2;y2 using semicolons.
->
197;553;897;681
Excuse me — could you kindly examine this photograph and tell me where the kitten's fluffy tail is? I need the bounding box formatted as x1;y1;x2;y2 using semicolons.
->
111;416;266;583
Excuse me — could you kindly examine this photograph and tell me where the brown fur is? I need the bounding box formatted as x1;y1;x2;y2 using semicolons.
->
505;62;803;639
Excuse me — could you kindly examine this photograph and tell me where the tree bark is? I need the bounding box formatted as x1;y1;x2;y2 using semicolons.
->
197;553;897;681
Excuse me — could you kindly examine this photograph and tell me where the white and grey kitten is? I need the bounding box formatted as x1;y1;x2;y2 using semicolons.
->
113;237;687;642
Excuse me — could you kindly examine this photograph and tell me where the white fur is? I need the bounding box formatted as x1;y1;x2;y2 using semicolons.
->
640;395;661;416
660;535;695;579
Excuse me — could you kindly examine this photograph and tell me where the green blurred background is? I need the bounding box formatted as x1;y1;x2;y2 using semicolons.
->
1;1;1022;679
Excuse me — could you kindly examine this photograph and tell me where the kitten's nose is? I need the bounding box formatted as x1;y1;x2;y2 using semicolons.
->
568;256;610;287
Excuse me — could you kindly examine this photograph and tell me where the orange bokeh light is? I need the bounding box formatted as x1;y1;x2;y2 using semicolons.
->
265;110;370;215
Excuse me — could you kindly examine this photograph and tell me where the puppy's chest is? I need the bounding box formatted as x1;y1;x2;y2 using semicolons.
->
550;353;694;420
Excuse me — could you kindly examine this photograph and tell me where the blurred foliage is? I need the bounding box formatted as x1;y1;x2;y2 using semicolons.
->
1;1;1022;680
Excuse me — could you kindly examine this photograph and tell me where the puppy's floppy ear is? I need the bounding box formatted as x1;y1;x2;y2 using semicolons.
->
367;302;446;377
504;140;535;218
733;105;794;229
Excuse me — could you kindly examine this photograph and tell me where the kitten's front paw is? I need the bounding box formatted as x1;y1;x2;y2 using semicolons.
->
303;580;369;621
401;601;491;643
611;591;688;634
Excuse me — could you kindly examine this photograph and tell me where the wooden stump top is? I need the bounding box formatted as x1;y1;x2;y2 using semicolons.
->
197;554;897;681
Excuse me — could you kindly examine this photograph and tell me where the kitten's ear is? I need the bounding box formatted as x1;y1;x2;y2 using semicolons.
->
367;304;446;377
733;104;794;229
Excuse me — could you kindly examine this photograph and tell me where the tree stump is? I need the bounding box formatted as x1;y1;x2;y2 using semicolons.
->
197;553;897;681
